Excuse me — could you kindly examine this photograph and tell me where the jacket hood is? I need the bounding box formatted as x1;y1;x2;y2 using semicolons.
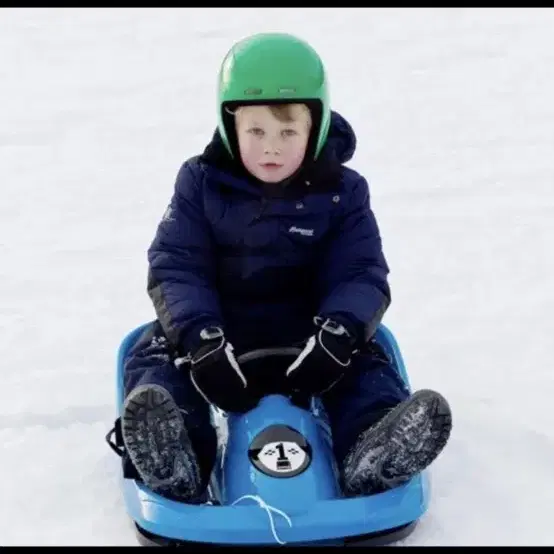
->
326;110;357;164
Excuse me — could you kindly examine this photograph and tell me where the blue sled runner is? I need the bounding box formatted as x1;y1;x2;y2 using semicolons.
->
107;322;430;546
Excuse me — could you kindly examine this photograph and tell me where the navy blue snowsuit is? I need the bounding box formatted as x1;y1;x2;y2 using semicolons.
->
122;111;409;477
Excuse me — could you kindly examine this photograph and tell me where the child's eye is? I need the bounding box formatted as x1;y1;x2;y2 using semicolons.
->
282;129;297;137
248;127;264;136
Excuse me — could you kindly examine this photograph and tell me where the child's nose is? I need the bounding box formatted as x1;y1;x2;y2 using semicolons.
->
263;138;282;155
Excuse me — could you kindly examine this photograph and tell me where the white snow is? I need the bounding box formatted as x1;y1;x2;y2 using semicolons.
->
1;7;554;546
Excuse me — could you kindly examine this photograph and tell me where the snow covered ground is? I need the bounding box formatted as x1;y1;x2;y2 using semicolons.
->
1;7;554;546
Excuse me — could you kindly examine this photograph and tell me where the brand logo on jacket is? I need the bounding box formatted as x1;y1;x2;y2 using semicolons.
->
288;226;314;237
162;205;175;222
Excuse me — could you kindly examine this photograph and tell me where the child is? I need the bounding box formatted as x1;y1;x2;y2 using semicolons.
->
111;32;452;502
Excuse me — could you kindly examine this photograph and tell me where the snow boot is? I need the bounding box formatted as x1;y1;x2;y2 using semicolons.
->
121;383;203;503
342;388;452;496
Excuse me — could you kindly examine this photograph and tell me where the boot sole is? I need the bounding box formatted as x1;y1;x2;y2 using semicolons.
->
343;389;452;495
122;384;201;501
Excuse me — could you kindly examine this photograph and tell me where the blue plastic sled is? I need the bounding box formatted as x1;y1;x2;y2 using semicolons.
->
110;322;430;546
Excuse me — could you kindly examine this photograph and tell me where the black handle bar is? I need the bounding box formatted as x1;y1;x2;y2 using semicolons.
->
236;347;303;365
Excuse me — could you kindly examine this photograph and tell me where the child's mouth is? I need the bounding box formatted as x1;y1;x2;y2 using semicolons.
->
260;163;283;169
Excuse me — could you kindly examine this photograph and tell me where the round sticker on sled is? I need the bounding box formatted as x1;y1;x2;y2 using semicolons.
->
248;424;312;478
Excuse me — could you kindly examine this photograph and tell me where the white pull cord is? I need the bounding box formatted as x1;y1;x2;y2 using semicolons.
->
231;494;293;545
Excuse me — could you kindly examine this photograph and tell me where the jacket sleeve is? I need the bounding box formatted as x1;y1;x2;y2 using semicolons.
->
317;174;391;343
147;161;223;353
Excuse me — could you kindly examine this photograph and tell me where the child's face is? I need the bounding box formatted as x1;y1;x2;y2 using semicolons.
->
235;104;312;183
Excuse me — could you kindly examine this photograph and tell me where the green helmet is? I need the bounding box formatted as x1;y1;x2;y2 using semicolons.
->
217;32;330;160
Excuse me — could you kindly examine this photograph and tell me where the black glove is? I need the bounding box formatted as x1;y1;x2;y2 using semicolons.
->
286;317;356;396
187;326;257;413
